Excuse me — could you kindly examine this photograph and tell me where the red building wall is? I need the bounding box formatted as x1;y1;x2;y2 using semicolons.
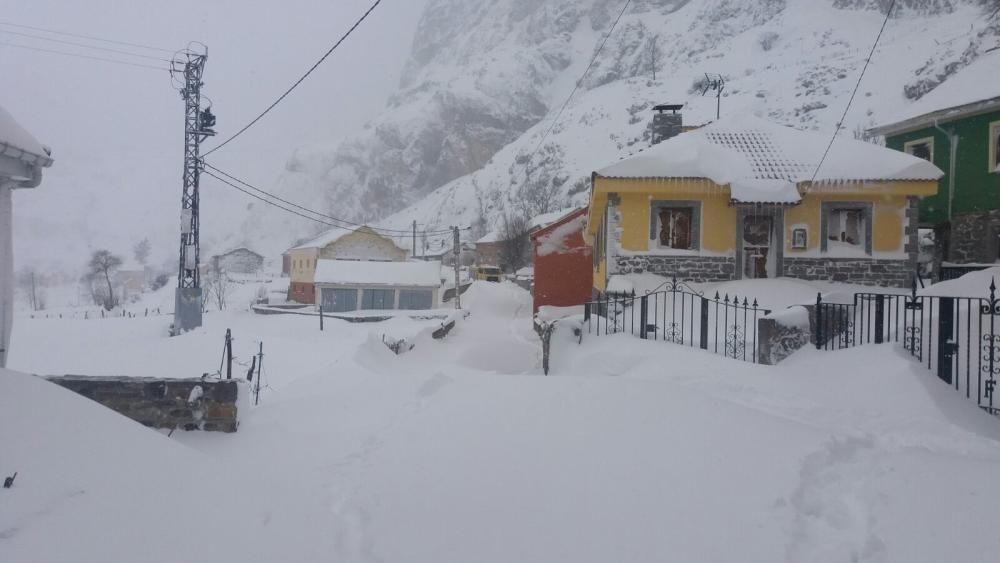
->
288;281;315;304
531;209;592;314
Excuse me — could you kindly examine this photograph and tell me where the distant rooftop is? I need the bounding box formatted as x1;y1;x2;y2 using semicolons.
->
314;259;441;287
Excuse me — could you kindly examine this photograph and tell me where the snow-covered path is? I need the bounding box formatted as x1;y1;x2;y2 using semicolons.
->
5;282;1000;562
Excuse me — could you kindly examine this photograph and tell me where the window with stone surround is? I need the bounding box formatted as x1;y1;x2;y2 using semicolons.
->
821;202;873;256
904;137;934;163
650;201;701;250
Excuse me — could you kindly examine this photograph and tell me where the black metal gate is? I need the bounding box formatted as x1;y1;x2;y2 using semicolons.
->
584;278;770;363
816;280;1000;414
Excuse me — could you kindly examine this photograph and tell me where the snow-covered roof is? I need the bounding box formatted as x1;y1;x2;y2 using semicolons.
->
314;259;442;287
870;52;1000;136
529;206;584;231
291;225;403;252
477;230;501;244
729;179;801;204
0;104;53;168
213;247;262;258
596;114;943;198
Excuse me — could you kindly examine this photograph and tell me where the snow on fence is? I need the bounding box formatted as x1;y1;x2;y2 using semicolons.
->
29;307;167;320
816;279;1000;415
583;277;771;364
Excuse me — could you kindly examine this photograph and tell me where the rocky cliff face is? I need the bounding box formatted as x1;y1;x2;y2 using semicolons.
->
243;0;998;255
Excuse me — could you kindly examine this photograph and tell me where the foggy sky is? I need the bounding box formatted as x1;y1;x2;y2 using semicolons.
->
3;0;427;275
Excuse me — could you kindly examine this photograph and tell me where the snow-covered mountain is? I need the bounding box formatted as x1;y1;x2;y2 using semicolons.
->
242;0;999;255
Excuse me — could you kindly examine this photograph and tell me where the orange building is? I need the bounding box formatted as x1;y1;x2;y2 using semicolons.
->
529;207;592;314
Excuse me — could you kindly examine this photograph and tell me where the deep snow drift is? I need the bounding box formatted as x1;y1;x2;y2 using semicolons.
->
5;281;1000;562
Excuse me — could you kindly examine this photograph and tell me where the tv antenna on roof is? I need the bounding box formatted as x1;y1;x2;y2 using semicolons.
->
701;73;725;120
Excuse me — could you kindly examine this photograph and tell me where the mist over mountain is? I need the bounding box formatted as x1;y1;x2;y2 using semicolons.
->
240;0;997;255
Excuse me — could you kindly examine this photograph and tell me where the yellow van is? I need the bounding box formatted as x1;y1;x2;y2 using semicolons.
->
473;266;502;282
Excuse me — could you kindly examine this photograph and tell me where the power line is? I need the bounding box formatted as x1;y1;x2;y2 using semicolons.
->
203;0;383;157
519;0;632;179
204;163;453;235
0;41;168;71
810;0;896;182
0;20;173;53
0;29;172;62
203;164;453;236
203;168;347;230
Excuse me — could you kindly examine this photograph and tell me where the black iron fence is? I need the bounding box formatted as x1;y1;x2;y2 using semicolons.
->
816;280;1000;414
584;278;770;363
940;264;991;281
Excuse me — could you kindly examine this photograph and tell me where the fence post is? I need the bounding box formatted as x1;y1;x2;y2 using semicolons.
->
699;299;709;350
254;342;264;406
937;297;955;385
874;294;885;344
639;295;648;339
319;306;324;331
815;293;823;350
225;328;233;380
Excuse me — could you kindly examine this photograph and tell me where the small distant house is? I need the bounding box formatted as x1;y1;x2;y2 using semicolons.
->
314;259;442;312
113;267;146;302
419;239;476;266
0;105;53;367
475;230;504;268
587;111;942;292
211;247;264;275
868;53;1000;270
476;229;532;273
530;207;591;314
286;226;408;304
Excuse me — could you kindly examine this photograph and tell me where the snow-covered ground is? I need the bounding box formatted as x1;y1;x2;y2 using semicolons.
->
5;281;1000;562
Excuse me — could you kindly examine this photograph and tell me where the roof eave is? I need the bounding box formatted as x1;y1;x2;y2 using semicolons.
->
868;96;1000;137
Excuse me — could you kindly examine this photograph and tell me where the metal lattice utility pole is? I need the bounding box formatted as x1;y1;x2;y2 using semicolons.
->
171;47;215;334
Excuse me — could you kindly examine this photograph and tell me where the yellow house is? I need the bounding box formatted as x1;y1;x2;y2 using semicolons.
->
587;114;943;292
287;226;407;303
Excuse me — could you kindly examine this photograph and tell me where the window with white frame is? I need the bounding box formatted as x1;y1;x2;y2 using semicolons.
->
398;289;433;310
361;288;395;310
321;288;357;312
821;202;872;255
904;137;934;162
650;201;700;250
990;121;1000;173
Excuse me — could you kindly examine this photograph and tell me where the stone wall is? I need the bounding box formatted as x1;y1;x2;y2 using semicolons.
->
615;255;735;283
757;306;815;366
782;258;912;287
46;376;240;432
949;209;1000;264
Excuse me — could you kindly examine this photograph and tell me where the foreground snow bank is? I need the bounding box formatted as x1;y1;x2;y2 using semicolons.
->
0;369;337;563
7;279;1000;561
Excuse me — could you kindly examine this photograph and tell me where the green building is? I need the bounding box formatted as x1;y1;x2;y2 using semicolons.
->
869;54;1000;269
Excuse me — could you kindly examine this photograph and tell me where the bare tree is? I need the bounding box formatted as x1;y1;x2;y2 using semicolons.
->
133;237;151;267
16;270;46;311
87;250;122;310
645;34;662;80
205;265;231;311
472;178;490;241
498;209;532;273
